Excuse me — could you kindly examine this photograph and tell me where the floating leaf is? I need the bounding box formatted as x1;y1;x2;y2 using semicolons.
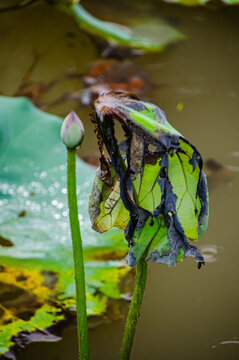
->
89;91;209;267
127;19;185;52
0;96;132;355
56;3;185;52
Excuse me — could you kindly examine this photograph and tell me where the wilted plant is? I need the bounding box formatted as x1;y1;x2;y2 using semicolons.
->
61;92;209;360
89;91;209;359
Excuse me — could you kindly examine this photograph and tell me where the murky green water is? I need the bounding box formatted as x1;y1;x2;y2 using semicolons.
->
1;0;239;359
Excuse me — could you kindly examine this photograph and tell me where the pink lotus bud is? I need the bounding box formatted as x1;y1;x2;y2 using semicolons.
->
61;111;84;149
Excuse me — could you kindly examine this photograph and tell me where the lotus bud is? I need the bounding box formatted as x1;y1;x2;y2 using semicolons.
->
61;111;84;149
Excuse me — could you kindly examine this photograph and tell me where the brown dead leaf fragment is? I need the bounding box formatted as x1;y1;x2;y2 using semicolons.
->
14;52;151;111
80;60;150;106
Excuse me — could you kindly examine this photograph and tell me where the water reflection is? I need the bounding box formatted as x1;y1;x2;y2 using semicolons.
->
226;165;239;173
199;244;219;263
212;338;239;349
220;340;239;345
225;152;239;173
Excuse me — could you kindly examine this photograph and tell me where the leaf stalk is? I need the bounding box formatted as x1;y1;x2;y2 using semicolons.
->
67;148;89;360
120;254;147;360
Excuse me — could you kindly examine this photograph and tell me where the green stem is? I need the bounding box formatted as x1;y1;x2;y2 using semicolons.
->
67;149;89;360
120;254;147;360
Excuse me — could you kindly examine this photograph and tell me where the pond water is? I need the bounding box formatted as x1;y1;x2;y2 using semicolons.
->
1;0;239;359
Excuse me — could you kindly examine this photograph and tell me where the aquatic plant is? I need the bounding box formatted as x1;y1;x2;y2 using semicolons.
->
0;0;185;52
0;97;131;357
89;91;209;359
60;111;89;359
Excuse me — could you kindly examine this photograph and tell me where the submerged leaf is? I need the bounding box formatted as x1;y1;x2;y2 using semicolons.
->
0;96;132;355
89;91;209;267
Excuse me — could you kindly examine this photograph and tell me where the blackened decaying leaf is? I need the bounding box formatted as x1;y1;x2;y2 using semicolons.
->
89;91;209;267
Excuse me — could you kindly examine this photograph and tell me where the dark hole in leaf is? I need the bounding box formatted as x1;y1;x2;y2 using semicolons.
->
3;320;13;326
17;311;35;321
17;210;26;218
16;275;27;282
0;307;4;319
0;236;14;247
0;282;41;317
41;270;58;290
0;283;25;303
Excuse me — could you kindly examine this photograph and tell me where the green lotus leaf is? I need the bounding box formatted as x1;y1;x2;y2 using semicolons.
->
0;96;131;355
89;92;209;267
